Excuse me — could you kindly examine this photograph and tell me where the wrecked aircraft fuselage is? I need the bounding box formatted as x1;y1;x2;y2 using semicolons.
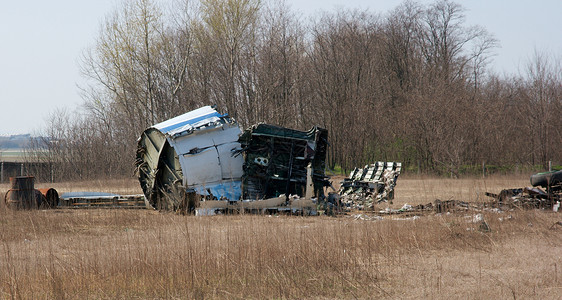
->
136;106;329;212
136;106;244;210
239;124;329;200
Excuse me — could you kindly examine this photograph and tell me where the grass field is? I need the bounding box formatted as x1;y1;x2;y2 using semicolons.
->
0;175;561;299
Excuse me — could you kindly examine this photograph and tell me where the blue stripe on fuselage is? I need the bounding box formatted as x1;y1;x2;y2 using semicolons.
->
158;112;224;133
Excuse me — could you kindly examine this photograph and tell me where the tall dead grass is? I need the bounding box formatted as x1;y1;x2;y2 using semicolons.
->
391;174;530;206
0;176;560;299
1;208;560;299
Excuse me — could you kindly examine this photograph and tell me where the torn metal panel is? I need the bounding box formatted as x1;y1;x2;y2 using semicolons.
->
136;106;244;209
238;124;329;201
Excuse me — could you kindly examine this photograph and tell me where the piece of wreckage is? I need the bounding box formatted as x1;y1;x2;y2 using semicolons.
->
485;170;561;210
135;106;329;215
336;162;402;210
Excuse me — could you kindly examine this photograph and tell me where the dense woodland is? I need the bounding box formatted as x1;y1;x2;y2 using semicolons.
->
31;0;561;181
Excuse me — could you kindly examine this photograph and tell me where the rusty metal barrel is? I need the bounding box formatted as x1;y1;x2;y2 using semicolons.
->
37;188;59;208
5;176;39;209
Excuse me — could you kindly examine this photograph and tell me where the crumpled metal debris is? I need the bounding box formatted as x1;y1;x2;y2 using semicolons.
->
486;187;552;208
339;162;401;210
485;170;561;210
372;199;472;215
238;123;329;201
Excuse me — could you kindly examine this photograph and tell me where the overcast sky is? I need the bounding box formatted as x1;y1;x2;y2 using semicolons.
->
1;0;561;136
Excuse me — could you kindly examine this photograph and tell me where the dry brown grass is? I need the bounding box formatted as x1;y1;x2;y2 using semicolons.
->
1;176;561;299
392;174;530;206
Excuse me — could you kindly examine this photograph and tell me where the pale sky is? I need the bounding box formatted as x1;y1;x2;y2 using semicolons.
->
1;0;561;136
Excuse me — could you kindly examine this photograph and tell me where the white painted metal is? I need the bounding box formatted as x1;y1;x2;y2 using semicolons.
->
151;106;244;200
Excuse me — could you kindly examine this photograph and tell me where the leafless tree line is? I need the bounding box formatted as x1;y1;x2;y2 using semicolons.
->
30;0;562;181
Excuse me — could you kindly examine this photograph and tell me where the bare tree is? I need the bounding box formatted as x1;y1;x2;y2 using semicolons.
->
252;0;305;128
196;0;261;126
518;52;562;168
62;0;558;180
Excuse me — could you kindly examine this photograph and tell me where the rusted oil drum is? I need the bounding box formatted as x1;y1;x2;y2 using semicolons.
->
37;188;59;208
5;176;39;209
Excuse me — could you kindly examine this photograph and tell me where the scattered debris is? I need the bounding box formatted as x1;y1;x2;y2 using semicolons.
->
479;221;491;232
372;199;473;216
434;199;470;213
195;194;318;216
59;192;145;209
4;176;58;209
352;214;384;221
3;176;147;210
468;213;483;223
485;170;561;209
497;215;513;222
378;203;414;214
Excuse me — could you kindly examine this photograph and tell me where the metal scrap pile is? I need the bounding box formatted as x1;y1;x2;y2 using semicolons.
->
339;162;402;210
486;170;561;210
376;199;472;215
4;176;58;209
